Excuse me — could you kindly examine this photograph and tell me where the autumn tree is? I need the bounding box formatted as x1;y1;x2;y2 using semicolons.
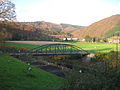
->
0;0;16;45
0;0;16;21
85;35;92;42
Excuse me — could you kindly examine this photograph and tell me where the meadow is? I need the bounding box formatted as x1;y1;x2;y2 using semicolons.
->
4;42;39;49
69;42;120;53
4;41;120;53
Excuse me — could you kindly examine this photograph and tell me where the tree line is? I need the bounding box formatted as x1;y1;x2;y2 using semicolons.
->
0;0;58;41
0;21;55;41
85;35;108;42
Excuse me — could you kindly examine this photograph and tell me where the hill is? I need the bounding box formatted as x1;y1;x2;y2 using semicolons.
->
0;22;54;41
22;21;84;36
61;23;84;33
0;21;82;40
72;14;120;38
0;21;83;41
22;21;63;34
105;22;120;37
0;53;64;90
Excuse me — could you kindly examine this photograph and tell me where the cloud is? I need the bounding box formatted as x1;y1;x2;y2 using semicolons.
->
16;0;120;25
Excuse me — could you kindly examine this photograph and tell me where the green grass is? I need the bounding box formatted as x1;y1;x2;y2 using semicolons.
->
68;42;120;53
4;42;120;53
4;42;39;49
4;42;80;52
0;53;64;90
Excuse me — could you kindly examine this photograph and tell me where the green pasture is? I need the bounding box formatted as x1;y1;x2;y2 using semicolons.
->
4;42;120;53
0;53;64;90
4;42;39;49
4;42;80;53
68;42;120;53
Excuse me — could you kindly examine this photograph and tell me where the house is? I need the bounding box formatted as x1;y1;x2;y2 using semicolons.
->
72;38;78;41
108;36;120;44
78;38;85;42
62;38;78;41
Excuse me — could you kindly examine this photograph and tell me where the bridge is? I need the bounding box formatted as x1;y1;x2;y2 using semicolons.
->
9;44;89;56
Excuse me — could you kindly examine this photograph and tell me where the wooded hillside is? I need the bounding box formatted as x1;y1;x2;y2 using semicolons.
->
72;14;120;38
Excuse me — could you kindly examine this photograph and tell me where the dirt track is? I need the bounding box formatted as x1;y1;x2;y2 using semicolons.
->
7;41;66;45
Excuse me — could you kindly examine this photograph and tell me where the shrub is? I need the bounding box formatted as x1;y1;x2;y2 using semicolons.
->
62;61;120;90
62;51;120;90
50;55;66;60
91;51;120;62
91;52;104;62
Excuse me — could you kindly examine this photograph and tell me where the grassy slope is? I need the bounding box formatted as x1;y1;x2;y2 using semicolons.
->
105;22;120;38
0;53;64;90
72;15;120;38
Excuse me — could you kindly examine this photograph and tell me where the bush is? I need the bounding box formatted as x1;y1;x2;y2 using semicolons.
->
91;51;120;62
62;62;120;90
91;52;104;62
50;55;66;60
62;52;120;90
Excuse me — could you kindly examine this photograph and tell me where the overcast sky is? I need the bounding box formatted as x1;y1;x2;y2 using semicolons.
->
12;0;120;26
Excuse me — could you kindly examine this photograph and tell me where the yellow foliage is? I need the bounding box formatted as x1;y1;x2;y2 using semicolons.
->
50;55;66;60
95;52;104;60
95;52;102;57
103;55;111;60
94;52;120;71
111;61;120;68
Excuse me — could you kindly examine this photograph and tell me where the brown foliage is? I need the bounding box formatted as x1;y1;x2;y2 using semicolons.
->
72;14;120;38
0;0;16;21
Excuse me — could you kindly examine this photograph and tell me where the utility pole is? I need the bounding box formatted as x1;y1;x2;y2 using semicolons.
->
116;41;118;60
116;35;119;60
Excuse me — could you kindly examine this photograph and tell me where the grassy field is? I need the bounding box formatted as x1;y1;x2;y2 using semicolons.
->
68;42;120;53
0;53;64;90
4;42;39;49
4;41;120;53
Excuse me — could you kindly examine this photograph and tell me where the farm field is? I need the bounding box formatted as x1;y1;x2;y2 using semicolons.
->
0;53;64;90
7;41;65;45
5;42;39;49
69;42;120;53
4;41;120;53
5;41;65;50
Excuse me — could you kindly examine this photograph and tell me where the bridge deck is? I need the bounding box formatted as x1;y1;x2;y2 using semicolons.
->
9;52;89;56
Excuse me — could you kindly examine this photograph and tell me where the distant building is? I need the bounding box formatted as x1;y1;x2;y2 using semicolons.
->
72;38;78;41
62;38;78;41
78;38;85;42
62;38;70;41
108;36;120;44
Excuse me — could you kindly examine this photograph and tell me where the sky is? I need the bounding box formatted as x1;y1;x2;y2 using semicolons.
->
12;0;120;26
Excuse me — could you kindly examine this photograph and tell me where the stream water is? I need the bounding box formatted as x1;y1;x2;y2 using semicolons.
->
30;61;69;78
14;55;69;78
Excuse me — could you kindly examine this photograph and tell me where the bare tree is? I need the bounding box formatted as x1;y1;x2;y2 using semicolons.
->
0;0;16;21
